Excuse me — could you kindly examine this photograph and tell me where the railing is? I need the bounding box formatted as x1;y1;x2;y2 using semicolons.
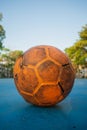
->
0;63;87;78
0;64;13;78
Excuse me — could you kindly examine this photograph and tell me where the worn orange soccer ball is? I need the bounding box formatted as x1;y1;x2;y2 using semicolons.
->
13;45;75;107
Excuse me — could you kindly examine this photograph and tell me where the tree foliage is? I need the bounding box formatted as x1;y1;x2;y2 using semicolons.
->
0;48;23;78
0;49;23;66
0;13;5;49
65;25;87;67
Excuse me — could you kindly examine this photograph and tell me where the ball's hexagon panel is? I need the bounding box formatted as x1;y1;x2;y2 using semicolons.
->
14;66;39;94
23;47;46;66
21;67;39;93
48;46;70;65
38;60;60;82
58;65;75;97
35;84;63;106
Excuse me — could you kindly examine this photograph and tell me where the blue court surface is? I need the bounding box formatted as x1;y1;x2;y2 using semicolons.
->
0;78;87;130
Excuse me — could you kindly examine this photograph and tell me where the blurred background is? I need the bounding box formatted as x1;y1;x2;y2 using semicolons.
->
0;0;87;78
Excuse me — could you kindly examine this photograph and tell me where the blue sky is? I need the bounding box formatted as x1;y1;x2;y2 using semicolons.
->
0;0;87;51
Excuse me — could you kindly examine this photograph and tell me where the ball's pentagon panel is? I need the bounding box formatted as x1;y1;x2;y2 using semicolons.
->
13;45;75;107
37;60;60;82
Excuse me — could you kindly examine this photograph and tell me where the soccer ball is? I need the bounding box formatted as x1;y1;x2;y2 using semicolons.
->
13;45;75;107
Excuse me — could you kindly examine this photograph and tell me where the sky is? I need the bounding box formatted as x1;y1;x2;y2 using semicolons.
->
0;0;87;52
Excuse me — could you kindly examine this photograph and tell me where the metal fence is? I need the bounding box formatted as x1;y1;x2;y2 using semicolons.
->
0;63;87;78
0;64;13;78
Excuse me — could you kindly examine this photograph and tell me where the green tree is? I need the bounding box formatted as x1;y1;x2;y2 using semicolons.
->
8;50;23;65
0;13;6;49
1;50;23;67
65;24;87;68
0;49;23;77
